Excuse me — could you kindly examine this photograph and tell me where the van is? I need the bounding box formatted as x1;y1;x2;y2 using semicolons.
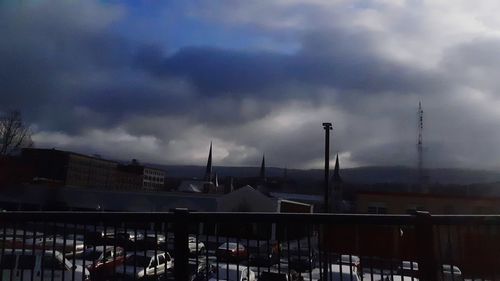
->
0;249;90;281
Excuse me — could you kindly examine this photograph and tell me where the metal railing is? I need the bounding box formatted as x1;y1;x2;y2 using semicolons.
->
0;210;498;281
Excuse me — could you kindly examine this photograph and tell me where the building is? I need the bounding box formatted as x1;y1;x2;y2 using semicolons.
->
118;160;166;190
21;148;166;191
22;148;117;189
356;191;500;214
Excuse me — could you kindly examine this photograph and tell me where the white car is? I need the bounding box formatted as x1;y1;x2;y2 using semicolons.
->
115;251;173;280
209;264;256;281
396;261;463;281
0;249;90;281
442;264;464;281
311;264;361;281
188;236;206;255
36;236;85;257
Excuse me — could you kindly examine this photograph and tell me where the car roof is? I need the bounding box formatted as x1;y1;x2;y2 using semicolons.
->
219;242;243;247
442;264;461;274
85;246;123;252
126;250;166;257
216;263;250;271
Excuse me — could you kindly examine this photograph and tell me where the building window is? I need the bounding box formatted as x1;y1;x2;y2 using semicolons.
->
367;202;387;214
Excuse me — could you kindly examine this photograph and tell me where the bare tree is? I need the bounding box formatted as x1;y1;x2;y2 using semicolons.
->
0;110;33;155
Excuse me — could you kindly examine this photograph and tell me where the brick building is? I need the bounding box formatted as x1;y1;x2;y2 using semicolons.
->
356;191;500;214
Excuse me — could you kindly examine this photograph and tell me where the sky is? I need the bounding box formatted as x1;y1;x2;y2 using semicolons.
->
3;0;500;170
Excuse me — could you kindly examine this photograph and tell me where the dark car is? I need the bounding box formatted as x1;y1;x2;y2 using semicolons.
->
288;249;317;273
84;230;105;246
249;242;281;267
258;272;289;281
134;233;166;251
258;271;305;281
102;233;134;248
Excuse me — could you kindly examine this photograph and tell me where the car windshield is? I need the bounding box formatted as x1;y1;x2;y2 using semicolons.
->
125;255;150;267
219;243;238;250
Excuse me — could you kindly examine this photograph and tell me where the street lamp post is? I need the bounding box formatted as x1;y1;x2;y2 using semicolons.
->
322;122;332;213
322;122;333;281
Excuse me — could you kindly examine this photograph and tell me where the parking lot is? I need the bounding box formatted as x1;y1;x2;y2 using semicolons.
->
0;226;469;281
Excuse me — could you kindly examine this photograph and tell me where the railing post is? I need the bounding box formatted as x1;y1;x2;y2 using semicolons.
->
174;208;189;281
415;211;438;281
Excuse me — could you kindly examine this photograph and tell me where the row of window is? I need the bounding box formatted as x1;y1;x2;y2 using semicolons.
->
143;181;163;188
144;175;164;182
145;169;165;177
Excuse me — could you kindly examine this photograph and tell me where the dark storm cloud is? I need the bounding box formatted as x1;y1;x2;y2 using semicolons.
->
6;0;500;169
0;1;130;132
136;29;445;99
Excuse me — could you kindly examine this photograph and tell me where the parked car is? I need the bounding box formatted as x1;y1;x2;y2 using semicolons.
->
114;251;173;280
216;243;247;262
442;264;464;281
209;264;256;281
36;235;85;257
0;249;90;281
312;264;361;281
133;233;165;250
288;249;318;273
75;245;125;278
248;242;281;267
84;230;106;246
396;261;464;281
188;261;214;281
2;236;38;249
396;261;419;278
188;236;206;256
101;232;134;248
336;254;361;275
258;272;289;281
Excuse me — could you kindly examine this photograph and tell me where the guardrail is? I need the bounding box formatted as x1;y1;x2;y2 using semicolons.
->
0;210;498;281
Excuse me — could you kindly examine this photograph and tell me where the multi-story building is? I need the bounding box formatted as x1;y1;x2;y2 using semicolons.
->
22;148;117;188
21;148;166;190
117;161;166;190
143;167;165;189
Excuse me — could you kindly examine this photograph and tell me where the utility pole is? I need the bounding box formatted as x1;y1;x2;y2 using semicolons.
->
323;122;332;213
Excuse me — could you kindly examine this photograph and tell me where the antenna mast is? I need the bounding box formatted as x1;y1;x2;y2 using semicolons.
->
417;101;424;186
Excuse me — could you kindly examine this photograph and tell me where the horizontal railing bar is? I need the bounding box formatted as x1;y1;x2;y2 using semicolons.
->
429;215;500;225
0;211;177;223
1;211;500;225
189;212;417;224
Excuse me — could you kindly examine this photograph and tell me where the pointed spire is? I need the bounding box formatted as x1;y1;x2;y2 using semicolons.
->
260;154;266;179
332;154;342;183
204;142;213;182
214;172;219;187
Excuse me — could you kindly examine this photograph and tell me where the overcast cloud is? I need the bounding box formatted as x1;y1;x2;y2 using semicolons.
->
3;0;500;170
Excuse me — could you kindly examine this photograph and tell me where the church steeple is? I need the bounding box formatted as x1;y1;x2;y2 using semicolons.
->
332;154;342;183
204;142;213;182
